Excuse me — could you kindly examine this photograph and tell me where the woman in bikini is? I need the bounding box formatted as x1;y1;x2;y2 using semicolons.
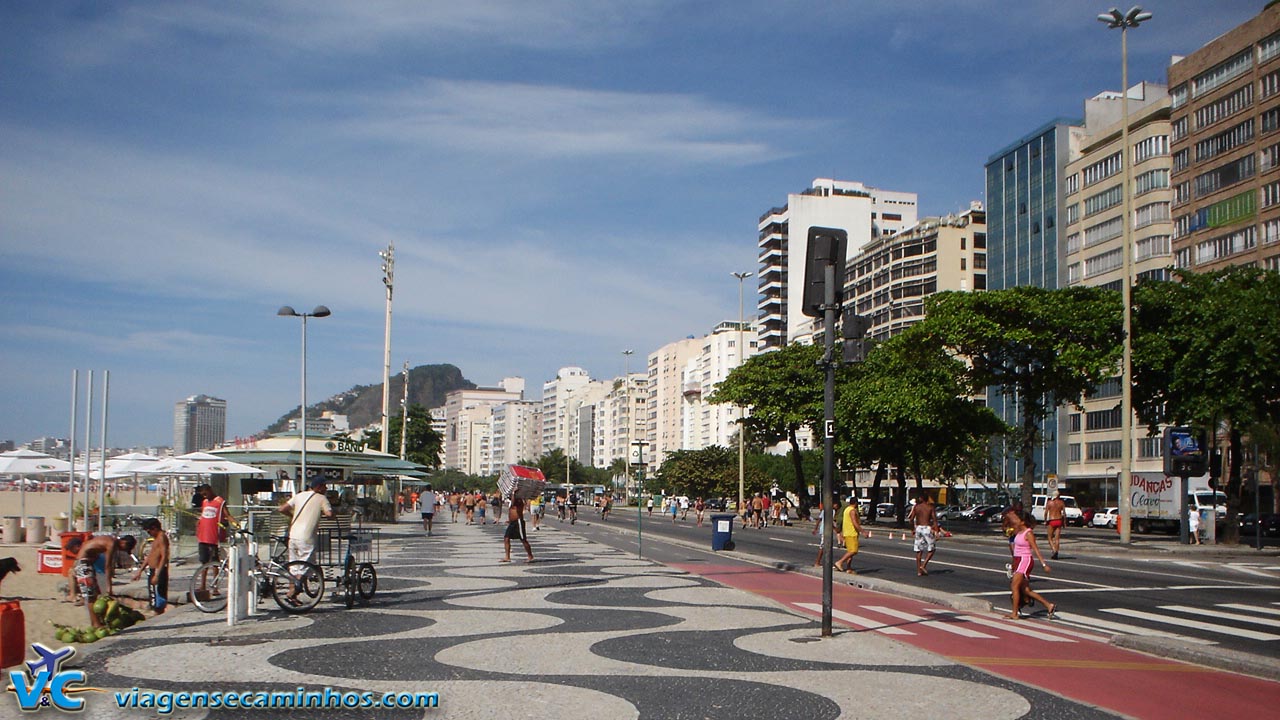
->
1007;510;1056;619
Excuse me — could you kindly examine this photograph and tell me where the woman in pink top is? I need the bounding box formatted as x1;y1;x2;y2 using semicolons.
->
1007;510;1056;620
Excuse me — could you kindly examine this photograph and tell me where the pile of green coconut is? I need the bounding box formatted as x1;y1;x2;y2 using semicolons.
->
52;598;146;644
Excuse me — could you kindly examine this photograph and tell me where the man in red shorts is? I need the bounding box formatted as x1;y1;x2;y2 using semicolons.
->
1045;491;1066;560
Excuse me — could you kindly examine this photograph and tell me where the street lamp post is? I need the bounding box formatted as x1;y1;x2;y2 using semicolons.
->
622;349;634;501
379;245;395;454
564;388;574;488
1099;5;1152;545
399;361;410;460
732;271;753;514
278;305;331;493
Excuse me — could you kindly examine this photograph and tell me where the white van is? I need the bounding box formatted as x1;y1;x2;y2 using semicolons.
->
1031;494;1084;526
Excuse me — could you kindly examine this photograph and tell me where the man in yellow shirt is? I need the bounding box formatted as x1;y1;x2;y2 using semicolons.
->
834;496;863;574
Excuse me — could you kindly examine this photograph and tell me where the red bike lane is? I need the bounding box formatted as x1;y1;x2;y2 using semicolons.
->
671;562;1278;720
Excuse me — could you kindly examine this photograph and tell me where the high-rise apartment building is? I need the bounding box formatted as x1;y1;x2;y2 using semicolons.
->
985;119;1084;487
490;400;541;469
1063;84;1174;496
443;378;524;474
679;321;760;451
540;368;592;457
173;394;227;454
1169;5;1280;273
848;203;988;340
757;179;918;350
646;336;702;468
589;372;648;470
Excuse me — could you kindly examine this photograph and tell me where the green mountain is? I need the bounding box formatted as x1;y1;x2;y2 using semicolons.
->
263;364;475;435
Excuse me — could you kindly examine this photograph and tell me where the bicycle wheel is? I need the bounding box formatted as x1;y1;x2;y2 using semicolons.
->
189;562;228;613
270;561;324;613
343;556;356;609
356;563;377;600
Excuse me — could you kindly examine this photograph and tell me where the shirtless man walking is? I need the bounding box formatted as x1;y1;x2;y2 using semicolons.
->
1045;491;1066;560
501;497;535;563
907;493;940;576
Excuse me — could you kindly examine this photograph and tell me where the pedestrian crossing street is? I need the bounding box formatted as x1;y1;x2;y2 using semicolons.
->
792;601;1280;647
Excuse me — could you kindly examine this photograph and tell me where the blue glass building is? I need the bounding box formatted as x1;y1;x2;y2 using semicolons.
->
983;119;1081;493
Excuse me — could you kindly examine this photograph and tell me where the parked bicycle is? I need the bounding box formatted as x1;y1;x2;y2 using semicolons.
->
318;527;380;609
188;529;324;614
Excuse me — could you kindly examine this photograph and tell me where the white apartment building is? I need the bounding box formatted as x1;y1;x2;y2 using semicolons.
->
1063;83;1174;497
540;367;592;457
429;407;447;467
590;373;649;470
680;321;760;451
757;178;918;350
564;380;609;465
490;400;541;469
848;203;988;341
444;378;525;474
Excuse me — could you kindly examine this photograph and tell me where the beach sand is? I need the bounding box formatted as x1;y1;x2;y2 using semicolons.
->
0;490;175;662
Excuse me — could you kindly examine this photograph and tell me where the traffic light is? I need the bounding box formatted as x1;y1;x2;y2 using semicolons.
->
841;309;871;363
801;227;847;318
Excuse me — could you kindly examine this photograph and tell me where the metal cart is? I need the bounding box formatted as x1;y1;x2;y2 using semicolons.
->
317;515;380;608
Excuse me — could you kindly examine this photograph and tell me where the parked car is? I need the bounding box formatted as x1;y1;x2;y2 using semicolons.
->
876;503;896;518
973;505;1008;523
1081;507;1098;526
1031;494;1085;526
706;497;727;511
1240;512;1279;537
1092;506;1120;528
936;505;964;521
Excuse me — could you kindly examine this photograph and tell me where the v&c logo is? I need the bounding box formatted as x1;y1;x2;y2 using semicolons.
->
6;643;98;713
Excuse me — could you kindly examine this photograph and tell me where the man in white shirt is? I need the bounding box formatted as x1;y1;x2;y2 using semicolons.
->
421;485;441;535
278;478;334;603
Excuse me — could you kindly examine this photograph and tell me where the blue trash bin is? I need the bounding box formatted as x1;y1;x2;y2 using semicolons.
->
711;513;735;551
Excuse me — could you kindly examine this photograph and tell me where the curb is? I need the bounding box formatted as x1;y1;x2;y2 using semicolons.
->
1112;634;1280;682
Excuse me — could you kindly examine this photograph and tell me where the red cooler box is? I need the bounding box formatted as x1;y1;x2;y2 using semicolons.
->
37;548;63;574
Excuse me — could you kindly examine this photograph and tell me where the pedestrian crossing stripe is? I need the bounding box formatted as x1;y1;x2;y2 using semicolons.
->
793;603;913;634
1100;607;1280;641
925;609;1083;642
791;603;1080;642
1217;603;1280;616
1052;611;1217;644
862;605;998;639
1160;604;1280;628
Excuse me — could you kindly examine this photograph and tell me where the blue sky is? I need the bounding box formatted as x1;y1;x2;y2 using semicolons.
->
0;1;1264;448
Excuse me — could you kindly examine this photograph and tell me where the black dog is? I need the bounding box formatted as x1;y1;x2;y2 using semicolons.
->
0;557;20;594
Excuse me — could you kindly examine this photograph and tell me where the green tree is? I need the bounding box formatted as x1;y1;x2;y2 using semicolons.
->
921;287;1122;508
363;404;444;469
709;342;824;513
1132;267;1280;543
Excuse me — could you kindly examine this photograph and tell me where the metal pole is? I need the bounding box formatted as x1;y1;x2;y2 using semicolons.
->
821;260;836;637
83;371;93;531
623;350;633;500
1116;20;1135;545
67;369;78;526
300;314;308;495
380;244;395;454
1253;443;1261;550
733;271;752;514
399;361;410;460
98;370;109;532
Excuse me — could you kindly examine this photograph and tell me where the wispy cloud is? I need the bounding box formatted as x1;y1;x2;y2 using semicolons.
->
4;324;258;358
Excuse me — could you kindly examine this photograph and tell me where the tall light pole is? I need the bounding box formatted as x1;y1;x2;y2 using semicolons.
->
564;387;574;488
278;305;331;493
379;244;395;454
1099;5;1152;544
622;349;634;500
732;270;753;514
399;361;410;460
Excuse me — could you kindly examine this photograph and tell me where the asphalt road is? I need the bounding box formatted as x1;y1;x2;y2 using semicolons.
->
561;507;1280;660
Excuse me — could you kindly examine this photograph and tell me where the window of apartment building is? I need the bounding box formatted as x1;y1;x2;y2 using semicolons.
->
974;232;986;249
1133;201;1170;229
1067;262;1081;283
1065;203;1080;225
1263;180;1280;209
1082;151;1122;187
1087;440;1122;461
1087;377;1123;400
974;274;986;290
1174;181;1191;205
1192;50;1253;99
1083;216;1123;247
1172;115;1189;142
1086;407;1123;431
1069;444;1082;463
1134;168;1169;196
1173;148;1191;172
1196;225;1257;264
1262;141;1280;172
1138;267;1171;283
960;257;967;271
1260;31;1280;65
1066;232;1081;255
1135;234;1172;261
1171;83;1188;109
1138;436;1162;459
1266;218;1280;245
1266;255;1280;271
1084;247;1122;278
1069;413;1082;433
1084;184;1123;217
1194;84;1253;130
1266;106;1280;134
1195;119;1254;163
1195;154;1256;197
974;253;986;269
1133;135;1169;163
1264;69;1280;99
1194;190;1256;228
1175;246;1193;268
1065;173;1080;195
1174;213;1191;239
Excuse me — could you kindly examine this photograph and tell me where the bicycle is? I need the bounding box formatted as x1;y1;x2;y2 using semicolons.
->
332;530;378;609
188;529;324;614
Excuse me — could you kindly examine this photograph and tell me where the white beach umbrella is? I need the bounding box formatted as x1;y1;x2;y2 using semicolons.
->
0;449;73;527
103;452;166;504
154;452;266;476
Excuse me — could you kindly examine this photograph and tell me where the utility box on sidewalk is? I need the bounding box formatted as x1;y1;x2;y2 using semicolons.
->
711;513;736;551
